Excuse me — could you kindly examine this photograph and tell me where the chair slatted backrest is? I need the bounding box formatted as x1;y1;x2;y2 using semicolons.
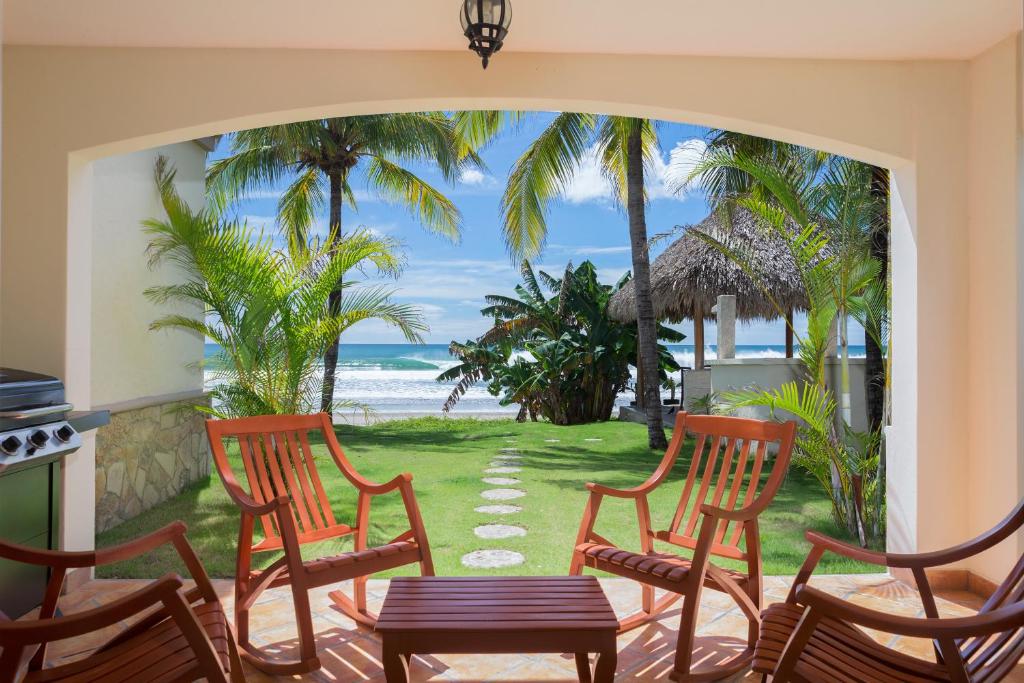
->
962;528;1024;680
207;413;351;550
662;413;795;561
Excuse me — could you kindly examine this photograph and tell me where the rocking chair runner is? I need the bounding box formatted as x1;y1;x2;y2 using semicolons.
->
754;498;1024;682
205;412;434;675
569;411;796;682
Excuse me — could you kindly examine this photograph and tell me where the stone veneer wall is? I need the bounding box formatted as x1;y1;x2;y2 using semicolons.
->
95;394;211;533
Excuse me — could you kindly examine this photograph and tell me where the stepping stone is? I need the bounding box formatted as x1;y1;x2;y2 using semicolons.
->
461;549;525;569
482;477;521;486
584;438;603;442
474;524;527;540
481;488;526;500
475;504;522;515
499;447;520;453
544;439;560;443
492;457;523;465
485;466;522;474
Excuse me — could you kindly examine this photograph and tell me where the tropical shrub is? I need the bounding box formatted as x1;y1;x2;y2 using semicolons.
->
691;150;888;546
438;261;682;425
145;158;426;418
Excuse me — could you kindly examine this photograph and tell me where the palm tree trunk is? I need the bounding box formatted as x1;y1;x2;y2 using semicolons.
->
625;121;666;449
320;170;344;413
865;165;889;434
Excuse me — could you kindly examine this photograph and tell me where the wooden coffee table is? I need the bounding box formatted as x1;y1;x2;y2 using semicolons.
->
375;576;619;682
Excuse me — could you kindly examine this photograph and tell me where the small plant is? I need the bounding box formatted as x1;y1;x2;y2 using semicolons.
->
688;392;719;415
662;377;679;405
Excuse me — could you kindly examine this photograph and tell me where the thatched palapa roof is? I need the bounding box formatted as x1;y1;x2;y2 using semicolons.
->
608;206;809;324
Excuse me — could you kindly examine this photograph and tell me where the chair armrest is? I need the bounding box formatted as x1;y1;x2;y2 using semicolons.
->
700;502;761;522
796;585;1024;639
219;479;288;517
357;472;410;496
0;574;184;645
804;530;889;566
586;482;652;499
0;523;190;569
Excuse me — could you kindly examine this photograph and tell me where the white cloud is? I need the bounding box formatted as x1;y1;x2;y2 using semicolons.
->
573;245;632;255
559;138;708;205
459;168;491;186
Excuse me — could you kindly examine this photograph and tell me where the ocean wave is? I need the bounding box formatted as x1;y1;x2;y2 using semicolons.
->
336;357;443;371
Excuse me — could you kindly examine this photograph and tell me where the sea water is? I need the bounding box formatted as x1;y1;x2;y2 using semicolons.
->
203;343;866;415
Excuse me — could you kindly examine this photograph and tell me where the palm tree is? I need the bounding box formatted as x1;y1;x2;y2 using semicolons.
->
146;158;426;418
206;113;478;412
501;114;669;448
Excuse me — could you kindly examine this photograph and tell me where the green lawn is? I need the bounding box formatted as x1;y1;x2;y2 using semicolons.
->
96;418;876;579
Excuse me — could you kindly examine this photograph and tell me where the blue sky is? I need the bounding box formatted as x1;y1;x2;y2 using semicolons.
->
209;114;861;347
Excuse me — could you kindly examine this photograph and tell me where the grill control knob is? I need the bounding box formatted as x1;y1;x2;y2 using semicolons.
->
27;430;50;449
55;425;75;443
0;436;22;455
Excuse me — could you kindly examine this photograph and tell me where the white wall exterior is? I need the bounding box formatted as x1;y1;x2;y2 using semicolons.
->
709;358;869;432
90;143;206;408
0;41;1020;580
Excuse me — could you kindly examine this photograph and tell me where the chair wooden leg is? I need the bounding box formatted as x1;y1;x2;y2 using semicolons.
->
671;589;699;681
235;579;321;675
569;551;585;576
329;578;378;628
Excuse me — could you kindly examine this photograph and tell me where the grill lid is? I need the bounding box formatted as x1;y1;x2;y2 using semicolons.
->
0;368;67;428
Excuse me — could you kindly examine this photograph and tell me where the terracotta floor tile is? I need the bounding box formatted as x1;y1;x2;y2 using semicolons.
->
40;573;1020;681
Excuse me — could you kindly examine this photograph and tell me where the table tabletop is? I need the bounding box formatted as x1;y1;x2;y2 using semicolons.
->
375;576;619;682
375;575;618;633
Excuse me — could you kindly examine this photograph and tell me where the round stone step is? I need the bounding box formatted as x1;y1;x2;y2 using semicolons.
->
481;488;526;500
499;447;520;453
461;549;525;569
544;438;560;443
482;477;521;486
474;524;527;540
584;438;603;442
484;466;522;474
475;504;522;515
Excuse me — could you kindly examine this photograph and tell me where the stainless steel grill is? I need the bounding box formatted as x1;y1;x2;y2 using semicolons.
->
0;368;81;474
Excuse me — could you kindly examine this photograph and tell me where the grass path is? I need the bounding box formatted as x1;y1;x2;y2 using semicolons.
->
97;418;874;578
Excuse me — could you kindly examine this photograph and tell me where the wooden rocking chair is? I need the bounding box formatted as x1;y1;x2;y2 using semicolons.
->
205;412;434;675
569;411;796;682
0;521;242;683
754;499;1024;682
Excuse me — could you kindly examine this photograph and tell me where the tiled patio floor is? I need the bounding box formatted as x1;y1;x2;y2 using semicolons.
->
44;574;1020;681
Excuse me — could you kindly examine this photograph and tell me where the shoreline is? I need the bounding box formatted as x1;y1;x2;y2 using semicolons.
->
332;410;518;426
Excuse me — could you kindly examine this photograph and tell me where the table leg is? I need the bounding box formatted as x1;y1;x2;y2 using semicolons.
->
382;640;409;683
594;648;616;683
574;652;593;683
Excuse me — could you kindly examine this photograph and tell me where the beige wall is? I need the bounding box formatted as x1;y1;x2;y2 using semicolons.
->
965;36;1024;575
90;142;205;408
0;44;1020;574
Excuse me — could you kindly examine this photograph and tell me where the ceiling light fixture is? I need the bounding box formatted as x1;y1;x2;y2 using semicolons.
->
460;0;511;69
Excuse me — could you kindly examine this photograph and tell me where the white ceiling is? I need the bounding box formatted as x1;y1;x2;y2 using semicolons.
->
4;0;1020;60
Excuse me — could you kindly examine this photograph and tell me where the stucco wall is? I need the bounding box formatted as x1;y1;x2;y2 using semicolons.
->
0;42;1020;578
965;36;1024;577
90;143;206;407
709;358;869;432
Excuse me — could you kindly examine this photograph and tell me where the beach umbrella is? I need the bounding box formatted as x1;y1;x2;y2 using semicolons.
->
608;206;810;370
